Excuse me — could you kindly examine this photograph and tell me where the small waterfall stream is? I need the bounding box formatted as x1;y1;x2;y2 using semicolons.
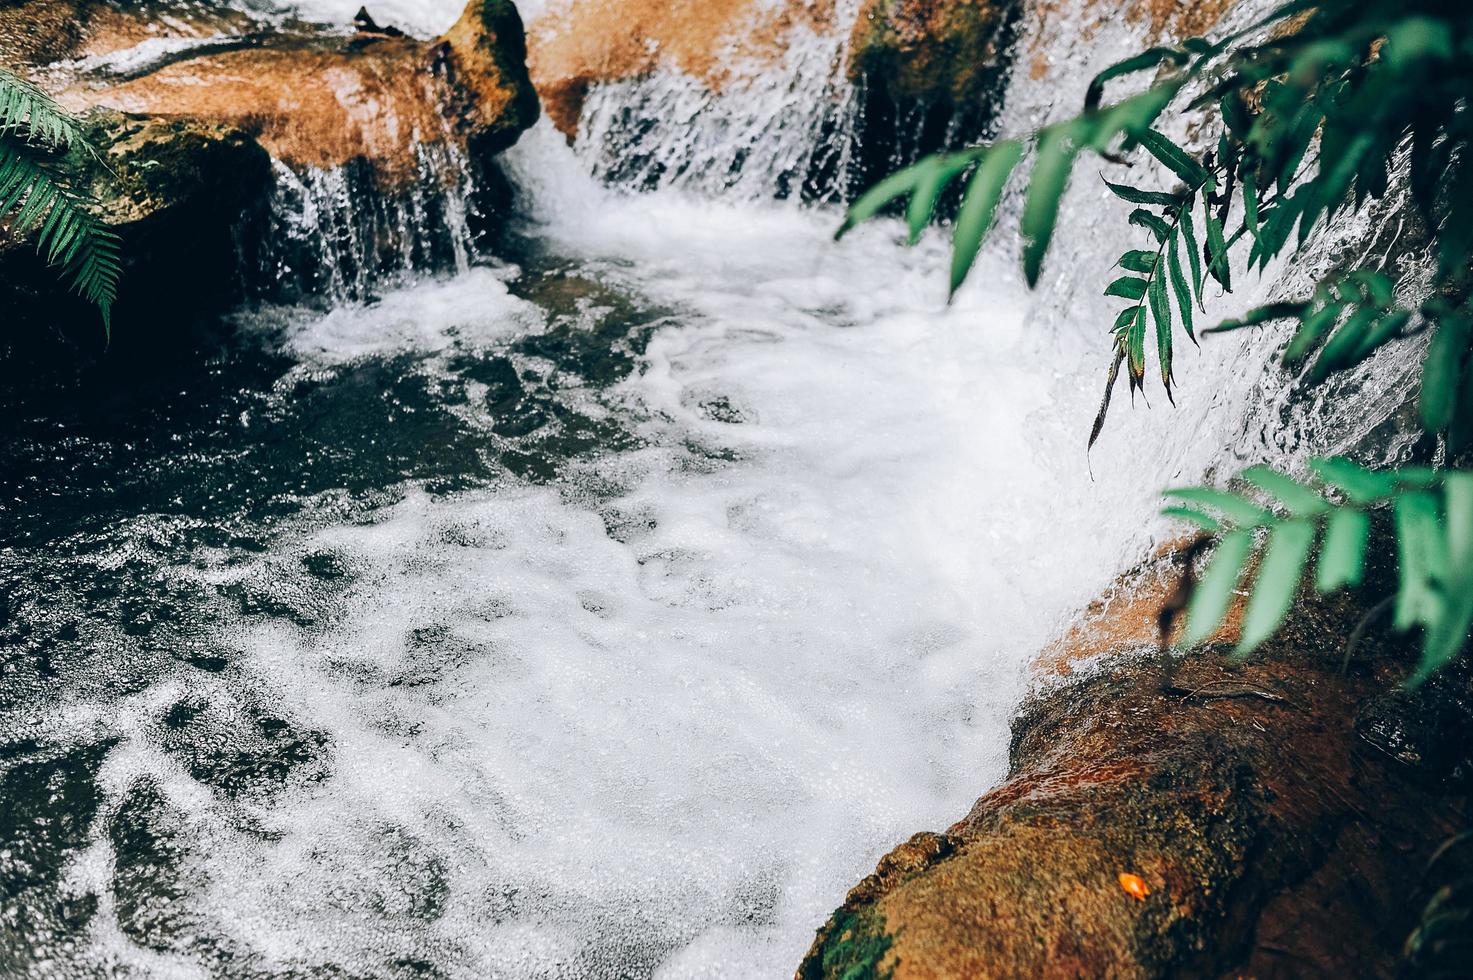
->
0;0;1433;977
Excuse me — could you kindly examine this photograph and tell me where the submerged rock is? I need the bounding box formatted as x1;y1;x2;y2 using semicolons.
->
799;544;1471;978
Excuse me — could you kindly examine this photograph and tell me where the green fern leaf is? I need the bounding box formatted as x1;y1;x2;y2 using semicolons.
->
1237;518;1316;656
1183;528;1254;647
1317;508;1370;592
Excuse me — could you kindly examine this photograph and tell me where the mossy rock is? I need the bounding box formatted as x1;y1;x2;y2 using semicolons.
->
0;111;271;361
799;552;1470;978
848;0;1024;109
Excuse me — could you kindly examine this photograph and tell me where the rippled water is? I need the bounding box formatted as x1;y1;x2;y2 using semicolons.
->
1;123;1133;976
2;0;1434;974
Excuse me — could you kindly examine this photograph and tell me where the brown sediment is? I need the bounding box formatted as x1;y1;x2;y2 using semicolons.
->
799;539;1471;978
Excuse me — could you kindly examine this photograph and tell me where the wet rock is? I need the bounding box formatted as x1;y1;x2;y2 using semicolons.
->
0;0;261;71
0;111;270;361
0;0;538;364
799;546;1470;978
48;0;538;186
525;0;833;139
848;0;1023;138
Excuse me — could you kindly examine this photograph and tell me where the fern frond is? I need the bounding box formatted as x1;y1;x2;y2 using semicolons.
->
0;73;119;332
1163;460;1473;682
0;68;90;152
1;141;120;332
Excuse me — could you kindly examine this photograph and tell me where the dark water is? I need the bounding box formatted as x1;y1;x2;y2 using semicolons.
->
0;239;682;976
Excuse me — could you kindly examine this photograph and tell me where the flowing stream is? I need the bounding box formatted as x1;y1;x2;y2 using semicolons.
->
0;0;1430;977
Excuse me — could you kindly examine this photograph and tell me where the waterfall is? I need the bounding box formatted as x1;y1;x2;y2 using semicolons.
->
253;142;483;303
2;1;1437;978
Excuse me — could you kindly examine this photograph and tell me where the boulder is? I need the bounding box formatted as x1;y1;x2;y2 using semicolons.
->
0;0;538;360
799;542;1472;978
0;112;272;361
48;0;538;187
526;0;827;139
847;0;1023;113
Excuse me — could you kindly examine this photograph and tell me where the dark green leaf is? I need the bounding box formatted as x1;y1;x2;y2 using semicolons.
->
1307;305;1380;383
1085;47;1189;110
837;163;926;240
1205;302;1309;335
1105;276;1149;300
1136;128;1211;187
1129;208;1171;242
948;140;1023;296
1022;128;1077;288
1104;178;1186;207
1204;200;1231;291
1394;491;1449;632
1163;486;1272;527
1422;313;1472;432
1167;234;1195;342
1310;457;1398;505
1119;249;1158;273
1149;262;1173;387
1283;302;1345;365
1179;207;1204;308
1161;505;1222;533
1242;465;1328;516
907;153;976;244
1127;305;1147;381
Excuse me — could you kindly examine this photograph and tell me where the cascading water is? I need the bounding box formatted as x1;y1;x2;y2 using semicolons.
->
0;0;1433;977
259;141;482;302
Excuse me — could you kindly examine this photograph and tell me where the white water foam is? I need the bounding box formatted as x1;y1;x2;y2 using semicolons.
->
62;123;1203;977
52;0;1433;975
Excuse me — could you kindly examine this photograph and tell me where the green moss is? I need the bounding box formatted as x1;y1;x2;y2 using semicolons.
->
810;908;897;980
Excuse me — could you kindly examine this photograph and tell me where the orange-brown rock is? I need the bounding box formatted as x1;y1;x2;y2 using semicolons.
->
0;0;261;70
35;0;537;185
526;0;834;138
1023;0;1238;82
799;544;1472;978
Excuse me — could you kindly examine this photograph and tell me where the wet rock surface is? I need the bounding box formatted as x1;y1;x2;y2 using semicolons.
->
799;548;1472;978
0;0;538;365
848;0;1024;156
53;0;537;182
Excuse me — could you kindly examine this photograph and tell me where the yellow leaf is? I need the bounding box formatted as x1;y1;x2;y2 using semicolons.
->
1118;872;1150;901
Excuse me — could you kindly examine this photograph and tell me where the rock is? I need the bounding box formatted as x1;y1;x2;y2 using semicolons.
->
523;0;1020;196
0;0;538;361
799;544;1470;978
0;0;260;71
0;111;272;359
47;0;538;188
848;0;1023;113
526;0;826;139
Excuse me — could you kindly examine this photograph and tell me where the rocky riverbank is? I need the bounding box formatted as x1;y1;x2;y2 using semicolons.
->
799;540;1472;977
0;0;538;362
